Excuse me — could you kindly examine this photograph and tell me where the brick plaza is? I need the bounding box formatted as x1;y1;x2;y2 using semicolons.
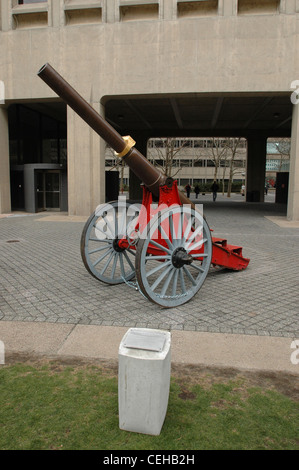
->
0;196;298;339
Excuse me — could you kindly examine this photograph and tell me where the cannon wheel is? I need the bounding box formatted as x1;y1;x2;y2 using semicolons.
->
135;205;212;307
81;200;140;285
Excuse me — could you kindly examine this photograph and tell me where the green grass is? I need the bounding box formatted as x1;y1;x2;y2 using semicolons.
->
0;362;298;450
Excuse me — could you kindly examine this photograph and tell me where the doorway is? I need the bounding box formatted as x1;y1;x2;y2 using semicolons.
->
36;170;61;211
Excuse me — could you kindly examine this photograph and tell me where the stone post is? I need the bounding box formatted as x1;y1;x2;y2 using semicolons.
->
287;102;299;221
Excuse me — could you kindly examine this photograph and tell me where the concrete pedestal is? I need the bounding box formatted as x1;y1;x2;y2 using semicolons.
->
118;328;171;436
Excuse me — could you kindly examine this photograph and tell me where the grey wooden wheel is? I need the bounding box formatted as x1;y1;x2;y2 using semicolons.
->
81;200;140;285
135;205;212;307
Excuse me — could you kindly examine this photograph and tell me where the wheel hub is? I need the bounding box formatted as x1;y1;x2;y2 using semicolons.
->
172;247;193;269
113;236;126;252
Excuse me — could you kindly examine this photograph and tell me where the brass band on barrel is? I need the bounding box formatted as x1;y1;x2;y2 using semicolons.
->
116;136;136;158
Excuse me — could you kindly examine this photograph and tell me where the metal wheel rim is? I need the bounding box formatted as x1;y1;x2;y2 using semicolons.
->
135;205;212;307
81;200;140;285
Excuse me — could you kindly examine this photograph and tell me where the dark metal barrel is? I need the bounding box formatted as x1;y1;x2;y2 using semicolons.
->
37;63;192;202
38;63;125;153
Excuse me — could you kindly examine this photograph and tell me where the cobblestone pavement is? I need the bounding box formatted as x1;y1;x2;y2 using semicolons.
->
0;195;298;338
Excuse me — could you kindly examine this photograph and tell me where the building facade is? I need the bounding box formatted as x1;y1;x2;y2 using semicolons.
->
0;0;298;218
106;136;289;194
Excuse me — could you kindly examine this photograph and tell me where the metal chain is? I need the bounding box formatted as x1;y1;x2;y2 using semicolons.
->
121;274;148;299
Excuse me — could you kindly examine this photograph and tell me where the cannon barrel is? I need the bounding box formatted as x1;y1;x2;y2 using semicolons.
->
37;63;192;204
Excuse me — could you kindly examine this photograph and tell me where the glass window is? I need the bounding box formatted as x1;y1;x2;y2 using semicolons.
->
42;115;59;163
194;160;206;167
18;1;47;4
19;106;41;164
180;159;192;167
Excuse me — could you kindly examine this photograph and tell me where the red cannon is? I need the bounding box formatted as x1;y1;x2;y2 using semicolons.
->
38;63;249;307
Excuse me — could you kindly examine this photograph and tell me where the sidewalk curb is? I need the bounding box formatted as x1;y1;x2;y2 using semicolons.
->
1;321;298;375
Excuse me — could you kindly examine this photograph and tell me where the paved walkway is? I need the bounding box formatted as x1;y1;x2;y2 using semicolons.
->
0;194;298;373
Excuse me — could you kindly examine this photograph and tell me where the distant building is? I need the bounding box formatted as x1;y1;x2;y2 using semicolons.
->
106;136;290;191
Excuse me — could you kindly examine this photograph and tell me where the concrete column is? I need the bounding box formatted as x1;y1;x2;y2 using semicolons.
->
162;0;177;20
287;103;299;221
0;107;11;214
51;0;63;27
218;0;237;16
67;103;105;216
280;0;296;14
0;0;12;31
246;136;267;202
105;0;116;23
129;133;148;201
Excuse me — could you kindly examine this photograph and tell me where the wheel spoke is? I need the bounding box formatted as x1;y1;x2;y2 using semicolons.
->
119;252;126;279
182;214;195;244
160;267;175;296
176;210;183;242
127;248;137;256
158;222;174;249
102;214;115;239
151;264;173;292
169;212;176;247
179;268;187;294
92;247;112;267
145;254;171;260
119;206;127;235
190;252;209;258
100;251;115;275
185;224;203;250
187;238;208;252
89;237;111;243
146;260;172;278
111;252;119;279
92;223;111;239
182;266;197;286
149;239;172;255
88;245;110;255
123;251;135;272
171;269;179;296
190;262;205;273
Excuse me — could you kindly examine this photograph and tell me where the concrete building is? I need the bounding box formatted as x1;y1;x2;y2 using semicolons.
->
0;0;298;219
106;136;290;195
106;137;248;190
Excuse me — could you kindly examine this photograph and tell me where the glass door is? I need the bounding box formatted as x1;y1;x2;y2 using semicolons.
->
36;170;61;211
45;171;60;209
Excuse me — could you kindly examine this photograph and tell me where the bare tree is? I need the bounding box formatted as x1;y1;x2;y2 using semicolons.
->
192;138;229;185
146;137;246;196
273;138;291;171
147;137;188;177
226;138;242;197
210;138;228;182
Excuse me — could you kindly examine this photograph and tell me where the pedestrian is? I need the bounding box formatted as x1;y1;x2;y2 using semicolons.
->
185;183;191;198
211;180;219;201
194;185;200;199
